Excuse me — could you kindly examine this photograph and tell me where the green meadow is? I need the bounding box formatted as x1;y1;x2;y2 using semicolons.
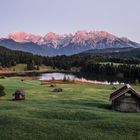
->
10;64;56;71
0;78;139;140
11;64;27;71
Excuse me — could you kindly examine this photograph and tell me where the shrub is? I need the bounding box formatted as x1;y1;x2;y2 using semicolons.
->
36;65;40;70
0;84;6;97
53;87;63;92
52;77;55;81
67;76;70;81
0;76;5;79
50;84;56;87
63;75;67;81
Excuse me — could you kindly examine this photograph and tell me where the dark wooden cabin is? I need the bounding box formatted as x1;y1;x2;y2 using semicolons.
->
110;84;140;112
13;89;25;100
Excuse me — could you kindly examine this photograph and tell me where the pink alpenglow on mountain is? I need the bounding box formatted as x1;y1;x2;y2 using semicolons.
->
0;30;139;56
43;32;64;47
71;31;88;44
72;31;118;44
9;32;41;43
7;30;130;46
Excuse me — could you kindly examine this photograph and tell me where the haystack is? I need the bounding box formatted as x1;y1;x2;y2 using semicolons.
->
13;89;25;100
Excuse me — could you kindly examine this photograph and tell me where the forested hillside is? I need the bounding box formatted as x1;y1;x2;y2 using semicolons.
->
81;47;140;59
0;46;42;67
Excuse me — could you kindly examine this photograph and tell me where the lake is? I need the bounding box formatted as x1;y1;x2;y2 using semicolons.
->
39;72;126;85
39;73;75;81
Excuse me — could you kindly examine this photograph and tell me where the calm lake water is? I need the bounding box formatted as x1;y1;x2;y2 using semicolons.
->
39;73;75;81
39;72;126;85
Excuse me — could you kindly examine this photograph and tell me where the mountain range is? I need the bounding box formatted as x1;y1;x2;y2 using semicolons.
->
0;30;140;56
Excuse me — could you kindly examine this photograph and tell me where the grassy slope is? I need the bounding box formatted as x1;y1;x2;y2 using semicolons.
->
0;78;139;140
11;64;27;71
10;64;56;71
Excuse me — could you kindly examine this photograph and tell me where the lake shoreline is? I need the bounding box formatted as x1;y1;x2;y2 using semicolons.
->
39;73;126;85
0;70;73;77
0;70;135;84
40;79;124;85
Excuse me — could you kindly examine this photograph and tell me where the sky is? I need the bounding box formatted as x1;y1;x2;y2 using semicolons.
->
0;0;140;42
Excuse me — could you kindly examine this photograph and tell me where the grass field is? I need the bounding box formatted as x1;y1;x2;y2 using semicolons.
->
0;78;140;140
11;64;27;71
10;64;57;71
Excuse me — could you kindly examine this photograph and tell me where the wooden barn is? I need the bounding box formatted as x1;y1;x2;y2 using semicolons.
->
13;89;25;100
110;84;140;112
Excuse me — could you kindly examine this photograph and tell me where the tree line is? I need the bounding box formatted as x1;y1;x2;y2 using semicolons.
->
43;54;140;80
1;45;140;80
0;46;42;68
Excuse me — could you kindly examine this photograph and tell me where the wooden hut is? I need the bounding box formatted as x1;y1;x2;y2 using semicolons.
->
13;89;25;100
110;84;140;112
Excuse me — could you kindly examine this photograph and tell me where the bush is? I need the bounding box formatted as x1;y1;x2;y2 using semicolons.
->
0;76;5;79
52;77;55;81
53;87;63;92
0;84;6;97
36;65;40;70
50;84;56;87
63;75;67;81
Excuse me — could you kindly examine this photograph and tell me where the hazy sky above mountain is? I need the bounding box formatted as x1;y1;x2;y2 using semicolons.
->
0;0;140;42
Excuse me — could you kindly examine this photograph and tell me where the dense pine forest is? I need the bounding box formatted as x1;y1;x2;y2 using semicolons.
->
44;55;140;81
0;46;42;67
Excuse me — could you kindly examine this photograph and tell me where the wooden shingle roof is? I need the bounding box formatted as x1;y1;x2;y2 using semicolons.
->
110;84;140;101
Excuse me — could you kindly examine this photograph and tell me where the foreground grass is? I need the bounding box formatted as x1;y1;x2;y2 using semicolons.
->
0;78;139;140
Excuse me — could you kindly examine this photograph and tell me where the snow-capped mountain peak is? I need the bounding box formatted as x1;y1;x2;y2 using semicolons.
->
9;32;41;43
0;30;139;56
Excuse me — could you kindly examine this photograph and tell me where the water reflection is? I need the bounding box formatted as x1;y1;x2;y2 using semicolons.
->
39;73;125;85
39;73;75;81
